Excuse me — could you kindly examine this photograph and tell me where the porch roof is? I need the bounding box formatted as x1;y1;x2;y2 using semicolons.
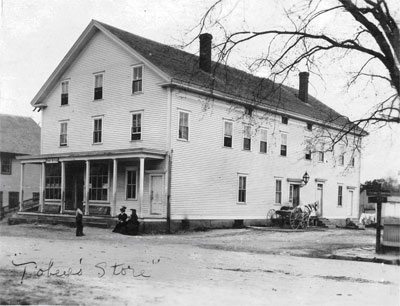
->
17;148;167;163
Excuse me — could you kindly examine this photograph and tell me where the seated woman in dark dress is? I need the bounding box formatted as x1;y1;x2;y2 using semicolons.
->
125;209;140;235
113;206;128;233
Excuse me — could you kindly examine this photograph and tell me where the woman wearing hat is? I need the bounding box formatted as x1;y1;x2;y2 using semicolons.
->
112;206;128;233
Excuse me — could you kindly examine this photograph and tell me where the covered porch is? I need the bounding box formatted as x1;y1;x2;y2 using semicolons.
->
17;148;168;219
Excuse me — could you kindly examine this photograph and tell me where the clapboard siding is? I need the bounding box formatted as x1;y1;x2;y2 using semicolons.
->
41;31;168;154
170;90;360;220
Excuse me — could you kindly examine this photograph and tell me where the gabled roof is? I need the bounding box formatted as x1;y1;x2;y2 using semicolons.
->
32;20;364;135
0;114;40;155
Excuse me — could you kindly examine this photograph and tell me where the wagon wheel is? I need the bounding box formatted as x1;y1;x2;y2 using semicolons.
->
289;208;303;230
266;209;277;227
301;212;310;229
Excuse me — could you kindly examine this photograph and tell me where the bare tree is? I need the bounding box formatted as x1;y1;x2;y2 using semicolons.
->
190;0;399;137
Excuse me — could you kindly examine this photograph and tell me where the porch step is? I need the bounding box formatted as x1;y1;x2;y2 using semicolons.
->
7;212;115;228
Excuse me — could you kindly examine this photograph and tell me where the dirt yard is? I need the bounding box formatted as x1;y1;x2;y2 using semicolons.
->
0;222;399;305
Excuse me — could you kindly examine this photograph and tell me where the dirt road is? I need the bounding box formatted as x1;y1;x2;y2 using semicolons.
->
0;223;399;305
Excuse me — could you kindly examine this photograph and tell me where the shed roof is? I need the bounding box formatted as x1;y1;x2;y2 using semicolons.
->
0;114;40;155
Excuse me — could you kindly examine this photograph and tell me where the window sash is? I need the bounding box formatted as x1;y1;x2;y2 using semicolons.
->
61;81;69;105
1;155;12;175
243;126;251;150
178;112;189;140
238;176;246;203
275;180;282;204
126;170;137;199
259;129;267;153
131;113;142;140
224;121;233;147
95;74;103;88
60;123;67;146
338;186;343;206
89;163;108;201
93;119;102;143
45;164;61;200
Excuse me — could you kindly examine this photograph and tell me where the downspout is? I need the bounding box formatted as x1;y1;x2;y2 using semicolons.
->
166;87;173;233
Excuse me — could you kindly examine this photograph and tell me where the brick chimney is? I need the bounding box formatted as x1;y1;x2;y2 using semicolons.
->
298;72;309;103
199;33;213;73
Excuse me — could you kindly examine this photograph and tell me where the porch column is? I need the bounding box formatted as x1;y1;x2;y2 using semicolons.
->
139;157;145;218
84;160;90;216
112;159;117;217
39;162;45;213
60;161;65;214
19;163;24;212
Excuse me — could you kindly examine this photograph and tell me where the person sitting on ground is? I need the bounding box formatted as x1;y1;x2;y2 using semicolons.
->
125;209;140;235
113;206;128;233
76;206;84;237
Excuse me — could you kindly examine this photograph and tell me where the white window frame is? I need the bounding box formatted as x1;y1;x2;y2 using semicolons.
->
59;121;68;147
318;151;324;162
93;117;103;144
178;110;190;141
89;162;110;202
280;133;287;156
275;179;282;204
94;72;104;100
132;65;144;94
259;128;267;153
338;185;343;207
243;124;251;151
61;80;69;106
125;167;138;200
223;120;233;148
131;111;143;141
237;174;247;204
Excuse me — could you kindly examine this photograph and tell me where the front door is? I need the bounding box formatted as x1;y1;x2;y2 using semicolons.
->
347;190;354;217
290;184;300;207
150;174;163;215
65;163;84;211
317;183;323;216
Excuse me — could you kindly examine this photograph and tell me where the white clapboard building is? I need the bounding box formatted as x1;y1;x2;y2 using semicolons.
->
18;20;366;230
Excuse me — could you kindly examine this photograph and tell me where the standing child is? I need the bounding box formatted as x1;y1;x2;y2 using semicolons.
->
76;206;84;236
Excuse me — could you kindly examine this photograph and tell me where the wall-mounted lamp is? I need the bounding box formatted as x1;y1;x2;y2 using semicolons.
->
302;171;310;185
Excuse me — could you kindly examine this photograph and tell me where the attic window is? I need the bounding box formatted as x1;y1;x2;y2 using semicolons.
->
132;65;143;94
281;116;288;124
94;74;103;100
61;81;69;105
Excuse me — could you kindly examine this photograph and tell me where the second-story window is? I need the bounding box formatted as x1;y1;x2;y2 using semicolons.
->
307;122;313;131
305;149;312;160
223;120;233;148
178;111;189;141
61;81;69;105
260;129;267;153
93;118;102;144
318;151;324;162
351;156;355;167
243;125;251;151
282;116;288;124
94;74;103;100
280;133;287;156
132;66;143;93
339;153;345;166
131;113;142;141
59;122;68;147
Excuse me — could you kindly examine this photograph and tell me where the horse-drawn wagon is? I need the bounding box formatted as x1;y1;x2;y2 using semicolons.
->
267;202;318;230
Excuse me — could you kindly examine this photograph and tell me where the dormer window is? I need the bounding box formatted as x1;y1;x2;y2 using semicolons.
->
94;73;103;100
132;65;143;93
61;81;69;105
282;116;288;124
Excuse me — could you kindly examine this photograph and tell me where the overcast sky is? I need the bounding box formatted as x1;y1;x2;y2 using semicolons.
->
0;0;399;182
